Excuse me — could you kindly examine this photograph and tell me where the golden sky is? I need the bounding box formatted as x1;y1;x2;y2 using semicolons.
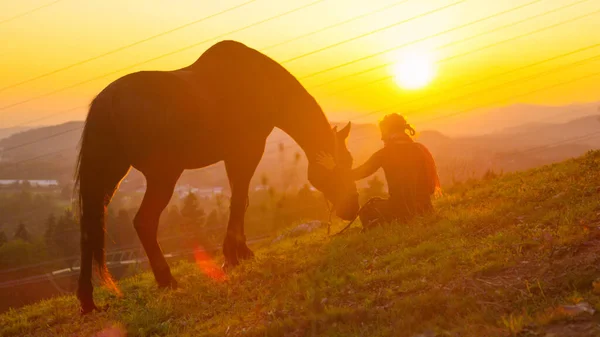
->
1;0;599;130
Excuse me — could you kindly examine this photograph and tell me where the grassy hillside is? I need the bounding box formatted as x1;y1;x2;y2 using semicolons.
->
3;151;600;337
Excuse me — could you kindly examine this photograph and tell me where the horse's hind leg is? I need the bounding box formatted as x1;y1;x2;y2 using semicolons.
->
134;169;182;288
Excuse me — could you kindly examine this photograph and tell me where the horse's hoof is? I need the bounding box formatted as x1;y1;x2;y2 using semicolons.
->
238;245;255;260
79;302;100;315
221;261;237;273
169;277;179;289
158;276;178;290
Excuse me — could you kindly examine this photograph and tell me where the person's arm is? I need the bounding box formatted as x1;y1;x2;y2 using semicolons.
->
352;150;383;181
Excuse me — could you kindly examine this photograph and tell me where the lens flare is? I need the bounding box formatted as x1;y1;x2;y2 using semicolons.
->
194;247;227;282
94;325;126;337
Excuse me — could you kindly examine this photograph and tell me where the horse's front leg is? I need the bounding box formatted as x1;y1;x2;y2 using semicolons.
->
222;141;264;269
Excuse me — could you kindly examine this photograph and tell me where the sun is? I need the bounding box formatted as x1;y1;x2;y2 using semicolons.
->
392;51;436;90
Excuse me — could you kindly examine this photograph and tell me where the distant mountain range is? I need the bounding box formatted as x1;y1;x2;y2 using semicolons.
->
0;126;33;142
0;103;599;189
422;101;600;136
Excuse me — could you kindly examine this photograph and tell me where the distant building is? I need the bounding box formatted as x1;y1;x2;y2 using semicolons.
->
174;185;224;199
0;179;59;187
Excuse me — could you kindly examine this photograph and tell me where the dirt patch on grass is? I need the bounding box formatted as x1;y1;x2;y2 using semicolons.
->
518;316;600;337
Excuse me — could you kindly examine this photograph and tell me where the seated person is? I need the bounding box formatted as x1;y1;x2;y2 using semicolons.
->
319;114;441;228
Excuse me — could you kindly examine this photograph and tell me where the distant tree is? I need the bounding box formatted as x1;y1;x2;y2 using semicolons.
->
60;183;73;200
482;169;499;181
107;209;136;248
115;209;131;228
214;193;229;219
0;239;47;269
164;205;183;228
0;231;7;246
44;213;57;244
57;209;77;230
15;190;33;207
205;209;220;228
14;222;31;242
181;192;205;225
54;209;79;256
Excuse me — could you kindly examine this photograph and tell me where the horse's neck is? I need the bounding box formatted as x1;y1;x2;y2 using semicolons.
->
275;104;335;162
188;40;335;159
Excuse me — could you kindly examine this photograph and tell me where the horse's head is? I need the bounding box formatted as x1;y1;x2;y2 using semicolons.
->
308;122;359;221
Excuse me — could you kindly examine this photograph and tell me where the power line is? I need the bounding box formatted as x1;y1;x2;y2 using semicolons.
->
0;0;481;116
0;146;75;177
260;0;412;51
0;0;328;113
280;0;467;64
3;55;596;167
3;0;546;128
0;0;556;124
1;0;415;128
2;1;598;172
0;0;259;93
301;0;592;82
4;29;598;167
8;105;84;128
322;69;600;150
418;68;600;125
0;126;296;177
1;0;584;116
0;0;63;26
3;1;597;131
330;41;600;125
0;126;82;153
0;0;414;94
401;53;600;118
2;76;598;255
346;6;600;121
517;131;600;155
310;0;589;93
5;61;598;177
324;40;600;99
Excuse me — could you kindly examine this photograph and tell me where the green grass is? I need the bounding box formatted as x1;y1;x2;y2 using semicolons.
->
3;151;600;337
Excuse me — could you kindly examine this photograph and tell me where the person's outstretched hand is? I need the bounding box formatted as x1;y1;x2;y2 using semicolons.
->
316;152;336;171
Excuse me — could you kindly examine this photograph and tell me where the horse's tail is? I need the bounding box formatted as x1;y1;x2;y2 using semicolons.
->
74;92;129;302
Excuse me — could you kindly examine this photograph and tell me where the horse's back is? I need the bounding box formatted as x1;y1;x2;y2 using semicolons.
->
86;40;283;169
91;70;226;167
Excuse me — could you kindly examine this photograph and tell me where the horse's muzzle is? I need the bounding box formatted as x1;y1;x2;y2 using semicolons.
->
336;193;360;221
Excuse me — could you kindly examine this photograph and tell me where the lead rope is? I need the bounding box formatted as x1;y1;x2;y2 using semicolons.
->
324;196;333;236
331;198;378;237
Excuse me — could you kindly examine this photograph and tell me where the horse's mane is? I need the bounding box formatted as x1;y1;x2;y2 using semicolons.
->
191;40;287;73
189;40;312;100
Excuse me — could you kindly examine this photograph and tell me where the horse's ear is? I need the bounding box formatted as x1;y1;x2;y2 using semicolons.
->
338;122;351;140
331;125;338;133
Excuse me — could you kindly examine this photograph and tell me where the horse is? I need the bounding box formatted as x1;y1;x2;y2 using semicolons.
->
74;40;360;314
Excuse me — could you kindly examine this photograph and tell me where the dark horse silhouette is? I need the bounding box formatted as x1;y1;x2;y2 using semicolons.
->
74;40;360;313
